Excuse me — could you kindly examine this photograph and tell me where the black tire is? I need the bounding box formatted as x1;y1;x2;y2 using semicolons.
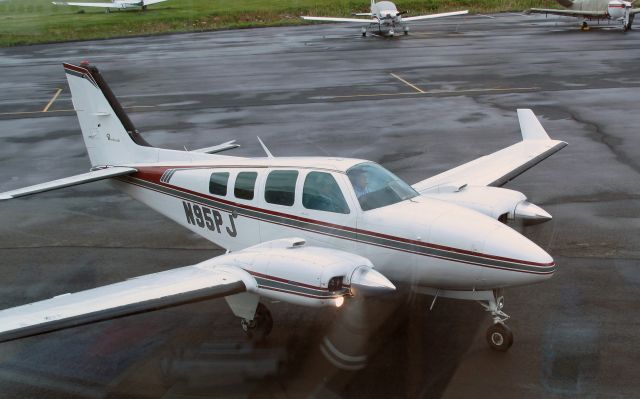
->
243;303;273;340
486;323;513;352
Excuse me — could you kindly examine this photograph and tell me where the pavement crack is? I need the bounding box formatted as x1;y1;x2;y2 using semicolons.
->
567;110;640;176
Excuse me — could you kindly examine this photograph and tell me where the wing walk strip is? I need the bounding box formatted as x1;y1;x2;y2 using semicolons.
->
120;175;554;275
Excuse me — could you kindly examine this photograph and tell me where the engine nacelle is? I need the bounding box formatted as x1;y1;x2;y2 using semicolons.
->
423;185;552;224
219;238;394;308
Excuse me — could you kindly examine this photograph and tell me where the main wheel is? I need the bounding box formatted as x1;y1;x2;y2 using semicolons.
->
486;323;513;352
580;21;589;31
241;303;273;340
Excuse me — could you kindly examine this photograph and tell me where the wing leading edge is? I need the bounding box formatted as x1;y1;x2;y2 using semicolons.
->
301;16;377;24
52;2;120;8
412;109;567;193
0;261;246;343
403;10;469;22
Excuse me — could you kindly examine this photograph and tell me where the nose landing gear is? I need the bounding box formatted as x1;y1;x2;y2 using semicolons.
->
480;289;513;352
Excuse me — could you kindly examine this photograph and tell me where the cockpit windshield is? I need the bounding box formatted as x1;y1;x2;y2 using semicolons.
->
346;162;418;211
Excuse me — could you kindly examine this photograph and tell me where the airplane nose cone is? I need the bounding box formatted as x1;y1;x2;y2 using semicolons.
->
350;266;396;295
481;222;555;285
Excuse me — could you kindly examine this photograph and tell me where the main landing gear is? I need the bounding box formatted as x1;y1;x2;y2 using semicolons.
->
403;26;409;36
480;289;513;352
240;303;273;340
580;21;590;31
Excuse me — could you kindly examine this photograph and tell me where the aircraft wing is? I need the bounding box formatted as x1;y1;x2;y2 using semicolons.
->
52;2;122;7
0;166;137;200
301;16;376;24
402;10;468;22
144;0;169;4
526;8;608;17
631;8;640;14
0;261;246;343
412;109;567;193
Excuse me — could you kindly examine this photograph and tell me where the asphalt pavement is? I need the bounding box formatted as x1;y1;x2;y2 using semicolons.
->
0;13;639;398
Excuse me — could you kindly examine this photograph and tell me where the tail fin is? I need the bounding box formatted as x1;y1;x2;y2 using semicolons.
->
64;62;157;166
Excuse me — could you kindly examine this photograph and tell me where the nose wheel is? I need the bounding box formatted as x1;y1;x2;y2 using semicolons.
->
580;21;590;31
240;303;273;340
486;323;513;352
479;289;513;352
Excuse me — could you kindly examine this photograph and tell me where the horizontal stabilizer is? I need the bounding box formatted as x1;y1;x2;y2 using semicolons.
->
0;166;137;200
192;140;240;154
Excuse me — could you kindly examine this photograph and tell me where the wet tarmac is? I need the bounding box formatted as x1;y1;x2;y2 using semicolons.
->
0;13;639;399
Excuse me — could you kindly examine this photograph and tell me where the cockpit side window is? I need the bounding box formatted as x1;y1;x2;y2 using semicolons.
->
265;170;298;206
209;172;229;196
347;162;418;211
302;172;350;214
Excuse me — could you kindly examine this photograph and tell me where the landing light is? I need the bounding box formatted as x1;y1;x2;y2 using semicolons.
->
334;296;345;308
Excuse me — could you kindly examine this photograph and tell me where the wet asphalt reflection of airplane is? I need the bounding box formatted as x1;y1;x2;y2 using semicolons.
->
528;0;640;30
302;0;468;37
0;62;566;353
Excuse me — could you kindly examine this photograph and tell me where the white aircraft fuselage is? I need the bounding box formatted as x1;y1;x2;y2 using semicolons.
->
115;158;554;292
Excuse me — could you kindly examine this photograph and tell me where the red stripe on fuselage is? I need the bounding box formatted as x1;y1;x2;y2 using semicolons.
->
130;166;555;269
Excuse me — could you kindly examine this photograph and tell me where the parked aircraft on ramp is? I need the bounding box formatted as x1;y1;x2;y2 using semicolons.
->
527;0;639;30
302;0;468;36
0;62;566;353
52;0;168;12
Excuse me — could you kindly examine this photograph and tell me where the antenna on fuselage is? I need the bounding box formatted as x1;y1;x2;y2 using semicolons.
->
257;136;274;158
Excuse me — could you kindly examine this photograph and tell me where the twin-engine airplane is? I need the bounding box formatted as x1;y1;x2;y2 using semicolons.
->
0;62;567;352
302;0;468;36
527;0;640;31
52;0;168;12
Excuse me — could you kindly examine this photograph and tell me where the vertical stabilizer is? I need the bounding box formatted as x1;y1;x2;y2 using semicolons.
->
64;62;151;166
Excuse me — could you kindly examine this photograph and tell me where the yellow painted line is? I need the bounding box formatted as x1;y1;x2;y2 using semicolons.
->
390;73;425;93
0;104;158;117
328;92;421;99
324;87;539;100
430;87;539;94
42;88;62;112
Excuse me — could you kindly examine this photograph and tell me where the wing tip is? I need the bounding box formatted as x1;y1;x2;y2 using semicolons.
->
517;109;552;141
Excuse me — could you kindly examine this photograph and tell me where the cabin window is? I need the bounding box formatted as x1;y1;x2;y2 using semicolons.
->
265;170;298;206
209;172;229;196
234;171;257;200
303;172;350;214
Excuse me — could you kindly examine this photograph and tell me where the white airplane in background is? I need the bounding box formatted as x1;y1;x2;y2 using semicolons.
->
52;0;168;12
0;62;567;352
302;0;468;36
